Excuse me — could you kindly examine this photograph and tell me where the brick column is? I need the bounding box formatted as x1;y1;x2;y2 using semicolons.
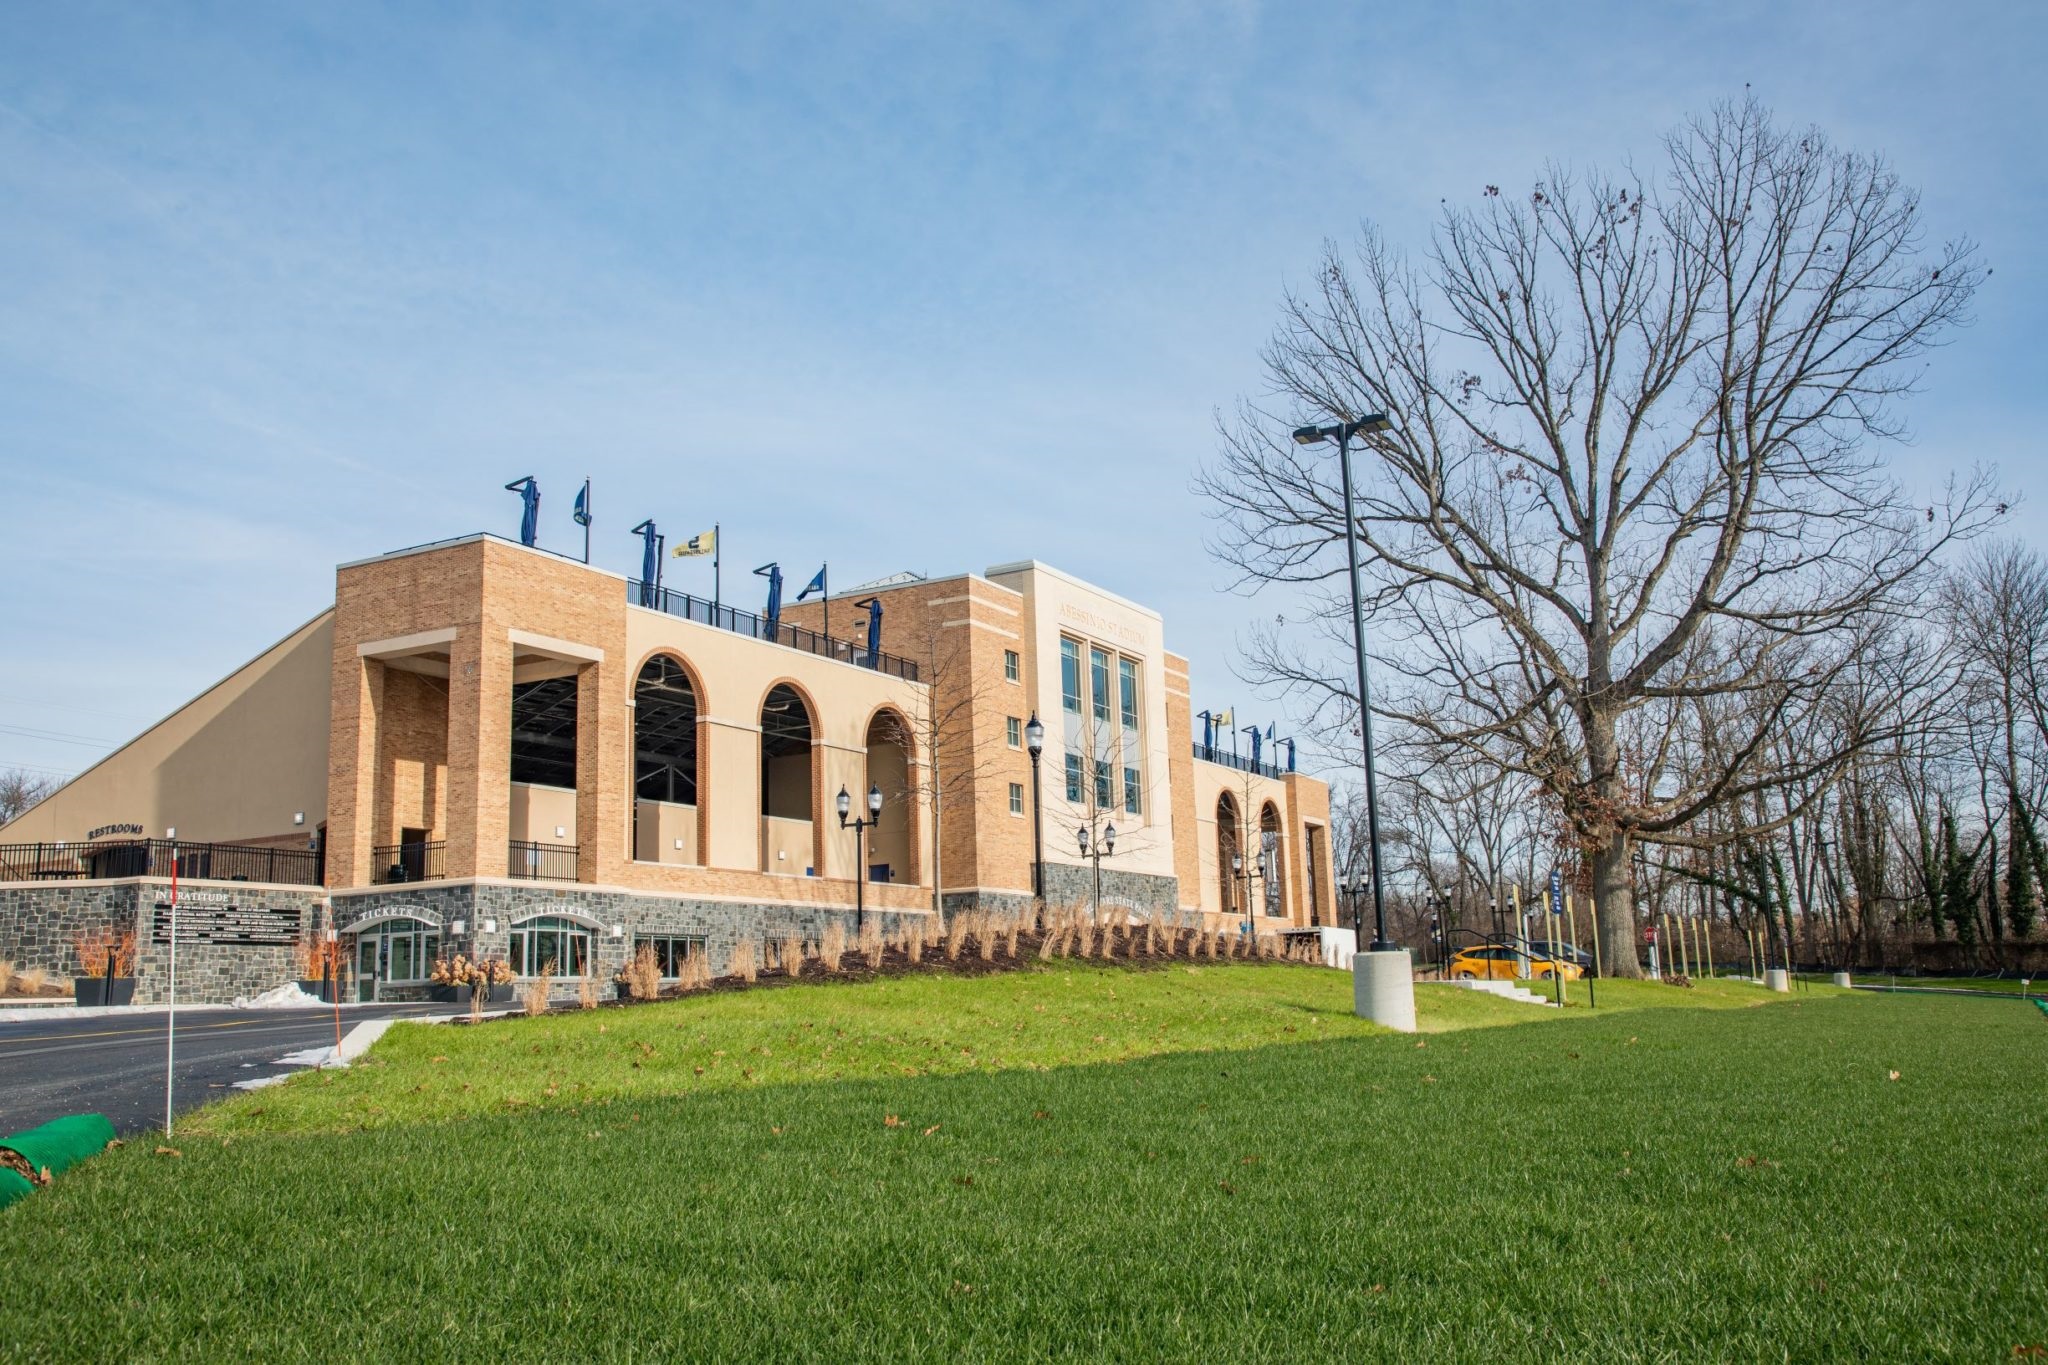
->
444;627;512;879
326;655;383;889
575;659;625;884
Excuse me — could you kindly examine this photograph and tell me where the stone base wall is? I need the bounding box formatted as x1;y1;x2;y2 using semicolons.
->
1037;864;1180;921
0;878;328;1005
939;889;1038;922
331;880;937;986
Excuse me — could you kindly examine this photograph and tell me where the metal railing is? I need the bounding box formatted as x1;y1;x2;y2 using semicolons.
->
1191;743;1286;780
626;580;920;681
507;840;580;882
372;840;446;884
0;838;321;886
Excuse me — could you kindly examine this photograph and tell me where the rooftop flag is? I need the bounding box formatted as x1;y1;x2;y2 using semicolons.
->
672;529;716;557
504;476;540;547
572;480;591;562
796;565;827;600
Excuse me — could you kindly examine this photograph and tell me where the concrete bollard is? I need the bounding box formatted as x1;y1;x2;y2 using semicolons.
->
1354;949;1417;1032
1831;971;1852;989
1764;968;1790;992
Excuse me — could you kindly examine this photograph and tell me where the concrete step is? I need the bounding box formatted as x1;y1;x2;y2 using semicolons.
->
1431;978;1558;1007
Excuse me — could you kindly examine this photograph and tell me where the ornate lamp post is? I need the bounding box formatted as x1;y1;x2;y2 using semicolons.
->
1025;714;1046;924
836;782;884;933
1077;821;1117;925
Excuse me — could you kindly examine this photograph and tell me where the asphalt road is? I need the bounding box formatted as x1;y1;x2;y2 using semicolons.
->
0;1003;460;1135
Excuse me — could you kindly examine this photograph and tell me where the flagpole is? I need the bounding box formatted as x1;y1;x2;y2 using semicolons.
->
164;828;178;1139
581;478;591;564
656;534;665;597
713;523;721;613
822;563;829;652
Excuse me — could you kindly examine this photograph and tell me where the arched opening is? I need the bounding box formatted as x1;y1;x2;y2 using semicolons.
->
632;655;700;864
1216;793;1241;919
760;683;815;874
863;709;913;884
1260;803;1287;922
350;915;440;986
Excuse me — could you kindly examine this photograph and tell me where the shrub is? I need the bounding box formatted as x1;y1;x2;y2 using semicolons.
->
618;943;662;1001
521;960;557;1016
434;954;514;1020
731;937;760;984
74;929;136;978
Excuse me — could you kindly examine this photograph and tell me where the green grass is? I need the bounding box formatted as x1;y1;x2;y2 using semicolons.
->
2;963;2041;1360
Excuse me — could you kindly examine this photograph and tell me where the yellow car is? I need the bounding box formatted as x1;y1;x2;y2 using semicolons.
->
1447;945;1583;981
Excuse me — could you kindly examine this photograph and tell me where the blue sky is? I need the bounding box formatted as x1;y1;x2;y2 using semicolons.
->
1;1;2041;782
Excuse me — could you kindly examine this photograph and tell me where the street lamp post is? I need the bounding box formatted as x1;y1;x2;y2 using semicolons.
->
1025;714;1045;925
1234;851;1264;938
1078;821;1117;925
836;783;884;934
1294;413;1417;1031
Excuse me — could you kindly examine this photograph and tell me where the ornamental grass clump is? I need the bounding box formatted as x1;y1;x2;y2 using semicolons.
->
731;937;760;984
944;913;966;962
618;943;662;1002
777;934;806;979
577;975;598;1010
18;967;47;993
0;961;13;995
819;924;845;973
521;961;557;1016
858;921;884;970
973;913;994;962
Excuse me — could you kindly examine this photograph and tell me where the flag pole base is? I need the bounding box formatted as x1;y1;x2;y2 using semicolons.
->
1353;948;1416;1032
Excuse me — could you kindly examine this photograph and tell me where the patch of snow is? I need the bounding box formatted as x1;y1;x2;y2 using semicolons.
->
272;1045;345;1069
233;984;325;1009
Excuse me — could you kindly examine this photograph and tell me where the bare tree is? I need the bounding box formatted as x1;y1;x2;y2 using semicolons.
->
1200;97;1997;975
0;768;62;827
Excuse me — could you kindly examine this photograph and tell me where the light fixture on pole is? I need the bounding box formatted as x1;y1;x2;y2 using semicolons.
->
1025;714;1046;922
1077;821;1116;925
836;783;885;933
1294;413;1416;1031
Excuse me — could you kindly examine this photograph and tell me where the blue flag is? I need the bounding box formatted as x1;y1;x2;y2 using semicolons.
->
1265;722;1276;741
572;481;591;527
504;476;540;547
796;565;827;601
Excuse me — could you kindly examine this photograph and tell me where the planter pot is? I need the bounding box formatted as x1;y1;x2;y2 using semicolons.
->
429;983;514;1005
73;978;136;1007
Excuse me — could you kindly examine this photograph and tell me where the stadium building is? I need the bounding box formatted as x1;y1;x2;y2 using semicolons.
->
0;532;1337;1002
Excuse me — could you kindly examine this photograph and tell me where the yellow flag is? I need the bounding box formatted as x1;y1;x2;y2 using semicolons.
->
1214;708;1233;728
672;529;716;558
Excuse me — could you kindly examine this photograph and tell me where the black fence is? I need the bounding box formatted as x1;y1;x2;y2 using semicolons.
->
373;840;446;884
507;840;580;882
627;580;920;681
1191;743;1286;780
0;838;321;887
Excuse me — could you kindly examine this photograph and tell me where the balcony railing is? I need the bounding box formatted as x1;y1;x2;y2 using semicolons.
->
0;838;321;886
627;580;919;681
373;840;446;884
1192;743;1287;780
508;840;580;882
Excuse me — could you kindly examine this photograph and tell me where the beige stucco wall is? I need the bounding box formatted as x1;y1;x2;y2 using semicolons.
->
0;612;334;848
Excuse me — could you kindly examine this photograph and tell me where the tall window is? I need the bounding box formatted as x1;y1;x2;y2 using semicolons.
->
1060;639;1081;714
509;916;592;977
1065;751;1084;802
1009;782;1024;815
634;934;703;978
1090;648;1112;724
1004;649;1021;683
1118;658;1139;730
1006;716;1022;748
1124;765;1142;815
1094;758;1113;809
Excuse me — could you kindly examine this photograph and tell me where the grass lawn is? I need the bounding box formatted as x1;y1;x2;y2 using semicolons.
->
3;962;2042;1360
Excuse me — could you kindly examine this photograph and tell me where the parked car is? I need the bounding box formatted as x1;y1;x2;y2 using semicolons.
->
1446;945;1582;981
1527;940;1596;975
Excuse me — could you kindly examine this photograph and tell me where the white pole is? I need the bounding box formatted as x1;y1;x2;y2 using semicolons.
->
164;829;178;1138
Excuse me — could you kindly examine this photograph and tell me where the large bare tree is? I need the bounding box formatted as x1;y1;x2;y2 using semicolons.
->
1200;98;1997;975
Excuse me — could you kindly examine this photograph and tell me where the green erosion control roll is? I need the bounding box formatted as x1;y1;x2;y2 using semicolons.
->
0;1167;31;1212
0;1113;118;1191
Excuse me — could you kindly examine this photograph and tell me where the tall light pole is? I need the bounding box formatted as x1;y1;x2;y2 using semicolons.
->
1077;821;1116;925
1025;714;1046;925
1294;413;1416;1031
836;783;884;933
